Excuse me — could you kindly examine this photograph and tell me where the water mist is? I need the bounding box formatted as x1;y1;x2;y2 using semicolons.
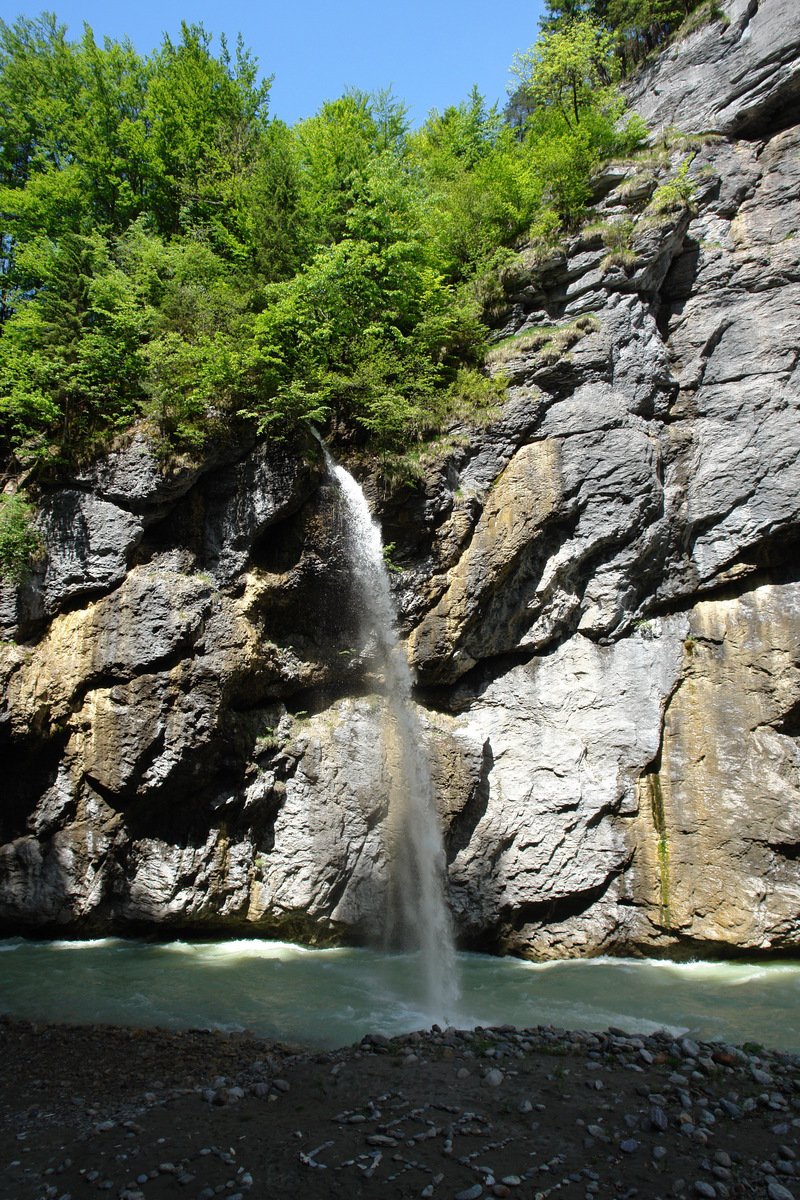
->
327;453;459;1020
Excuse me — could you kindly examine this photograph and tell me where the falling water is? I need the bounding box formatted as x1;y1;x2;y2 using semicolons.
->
327;454;459;1020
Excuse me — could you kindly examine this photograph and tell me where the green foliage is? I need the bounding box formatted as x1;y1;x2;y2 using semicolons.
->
605;0;713;71
647;156;697;213
0;11;654;474
540;1;612;32
246;235;485;449
0;490;43;580
0;231;143;461
506;19;646;228
486;313;600;367
382;542;403;574
510;18;620;132
536;0;721;75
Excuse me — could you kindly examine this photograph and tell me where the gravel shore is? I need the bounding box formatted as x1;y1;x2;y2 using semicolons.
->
1;1014;798;1200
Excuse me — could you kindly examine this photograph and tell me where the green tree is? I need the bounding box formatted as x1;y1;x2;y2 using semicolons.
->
237;119;304;280
410;86;503;181
607;0;697;69
293;92;393;249
510;17;621;131
0;232;144;461
72;28;150;231
141;23;272;244
539;0;606;31
0;11;656;470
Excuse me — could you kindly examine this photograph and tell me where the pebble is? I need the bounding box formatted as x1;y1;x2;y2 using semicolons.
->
11;1019;800;1200
650;1106;669;1131
767;1183;796;1200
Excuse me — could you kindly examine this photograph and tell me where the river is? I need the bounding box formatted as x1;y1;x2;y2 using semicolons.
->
2;938;799;1051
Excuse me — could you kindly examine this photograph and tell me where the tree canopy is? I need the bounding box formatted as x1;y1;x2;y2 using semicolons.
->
0;9;656;474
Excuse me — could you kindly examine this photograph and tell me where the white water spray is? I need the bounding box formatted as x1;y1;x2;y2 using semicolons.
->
327;454;459;1020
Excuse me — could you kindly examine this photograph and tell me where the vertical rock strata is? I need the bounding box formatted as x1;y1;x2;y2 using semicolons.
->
0;0;799;956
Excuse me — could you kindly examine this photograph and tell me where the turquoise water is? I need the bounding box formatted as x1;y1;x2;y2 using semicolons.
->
1;938;799;1051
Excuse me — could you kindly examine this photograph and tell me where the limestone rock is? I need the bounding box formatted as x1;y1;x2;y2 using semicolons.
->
74;433;210;514
625;0;800;138
443;618;688;956
625;580;800;953
1;9;799;958
0;490;143;640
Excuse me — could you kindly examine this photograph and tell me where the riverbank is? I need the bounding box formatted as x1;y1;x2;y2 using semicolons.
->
1;1015;798;1200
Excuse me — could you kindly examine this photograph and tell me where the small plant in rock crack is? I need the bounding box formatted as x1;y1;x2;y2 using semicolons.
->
648;156;698;215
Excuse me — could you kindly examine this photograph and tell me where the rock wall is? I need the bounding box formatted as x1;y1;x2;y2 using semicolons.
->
1;0;799;957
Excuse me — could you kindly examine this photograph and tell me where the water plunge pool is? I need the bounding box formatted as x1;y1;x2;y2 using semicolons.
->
2;938;799;1052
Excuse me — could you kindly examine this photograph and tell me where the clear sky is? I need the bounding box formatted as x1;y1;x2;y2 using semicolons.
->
6;1;546;126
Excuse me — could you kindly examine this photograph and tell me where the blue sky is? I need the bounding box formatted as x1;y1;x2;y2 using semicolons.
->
6;1;546;126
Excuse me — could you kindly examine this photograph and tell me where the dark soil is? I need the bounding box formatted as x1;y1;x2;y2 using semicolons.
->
1;1015;798;1200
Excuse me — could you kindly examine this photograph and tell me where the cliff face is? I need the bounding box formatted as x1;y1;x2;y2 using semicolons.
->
1;0;799;957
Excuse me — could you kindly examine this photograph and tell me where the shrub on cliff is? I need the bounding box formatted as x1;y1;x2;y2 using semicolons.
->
0;491;42;581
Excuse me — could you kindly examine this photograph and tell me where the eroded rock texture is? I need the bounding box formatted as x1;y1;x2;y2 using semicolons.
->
1;0;799;956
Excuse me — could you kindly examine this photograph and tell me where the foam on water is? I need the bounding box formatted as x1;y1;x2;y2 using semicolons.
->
2;939;800;1051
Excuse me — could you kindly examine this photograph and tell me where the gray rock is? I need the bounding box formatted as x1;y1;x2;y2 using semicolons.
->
1;4;799;961
767;1183;796;1200
0;489;143;640
625;0;800;138
200;441;315;583
650;1106;669;1132
75;433;208;513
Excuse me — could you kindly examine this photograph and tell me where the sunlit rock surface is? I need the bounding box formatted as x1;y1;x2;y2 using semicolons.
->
1;0;799;957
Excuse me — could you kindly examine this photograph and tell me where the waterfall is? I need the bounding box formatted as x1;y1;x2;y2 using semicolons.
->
327;453;459;1020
